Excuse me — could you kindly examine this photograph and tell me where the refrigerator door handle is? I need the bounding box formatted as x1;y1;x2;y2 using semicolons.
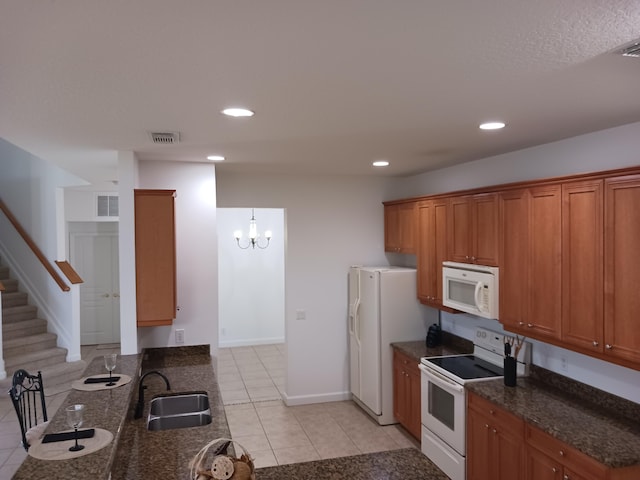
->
354;299;361;342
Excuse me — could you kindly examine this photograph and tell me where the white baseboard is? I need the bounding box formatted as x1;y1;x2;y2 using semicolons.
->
282;390;351;406
219;337;285;348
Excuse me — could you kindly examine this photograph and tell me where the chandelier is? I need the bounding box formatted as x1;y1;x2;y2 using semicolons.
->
233;209;272;249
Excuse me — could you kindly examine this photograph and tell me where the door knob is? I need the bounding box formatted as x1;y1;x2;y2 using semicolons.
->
113;293;120;298
102;293;110;298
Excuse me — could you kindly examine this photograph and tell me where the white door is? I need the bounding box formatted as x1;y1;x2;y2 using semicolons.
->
359;270;382;414
348;267;360;398
71;233;120;344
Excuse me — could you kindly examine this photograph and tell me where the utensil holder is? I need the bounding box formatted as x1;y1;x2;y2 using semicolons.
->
504;356;517;387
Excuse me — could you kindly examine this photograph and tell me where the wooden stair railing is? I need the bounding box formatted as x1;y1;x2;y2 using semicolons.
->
0;198;82;292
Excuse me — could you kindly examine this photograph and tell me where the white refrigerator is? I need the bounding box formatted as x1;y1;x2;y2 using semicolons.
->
348;266;428;425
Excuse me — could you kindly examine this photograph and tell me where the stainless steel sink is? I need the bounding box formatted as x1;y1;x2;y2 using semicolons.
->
146;391;212;431
147;412;212;431
149;392;210;416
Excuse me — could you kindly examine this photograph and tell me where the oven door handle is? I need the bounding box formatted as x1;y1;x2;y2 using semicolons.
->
419;364;465;394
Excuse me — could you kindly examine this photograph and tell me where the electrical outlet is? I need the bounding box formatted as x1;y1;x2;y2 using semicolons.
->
560;356;568;372
175;329;185;344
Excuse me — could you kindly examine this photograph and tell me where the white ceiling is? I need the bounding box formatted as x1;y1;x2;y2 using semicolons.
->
2;1;640;188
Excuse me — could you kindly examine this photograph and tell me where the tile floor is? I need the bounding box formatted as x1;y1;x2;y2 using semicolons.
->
0;343;119;479
217;344;419;468
1;343;419;477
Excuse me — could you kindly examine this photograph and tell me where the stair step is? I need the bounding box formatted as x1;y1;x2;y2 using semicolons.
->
3;332;58;357
1;291;28;308
4;347;68;372
0;266;9;280
0;278;18;292
1;305;37;323
2;318;48;340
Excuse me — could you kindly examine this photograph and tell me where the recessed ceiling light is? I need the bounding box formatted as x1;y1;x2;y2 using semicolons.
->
373;160;390;167
207;155;225;161
222;108;254;117
479;122;506;130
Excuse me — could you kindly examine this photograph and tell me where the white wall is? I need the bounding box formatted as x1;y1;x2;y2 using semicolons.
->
137;160;218;354
218;208;285;347
389;121;640;403
217;172;400;404
0;138;87;361
65;189;118;222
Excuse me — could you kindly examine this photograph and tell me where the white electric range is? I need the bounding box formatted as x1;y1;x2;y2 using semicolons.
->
419;327;531;480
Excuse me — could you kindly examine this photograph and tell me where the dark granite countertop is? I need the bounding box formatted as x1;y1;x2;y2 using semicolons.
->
13;345;230;480
466;377;640;469
111;345;230;479
13;351;143;479
391;332;473;362
256;448;449;480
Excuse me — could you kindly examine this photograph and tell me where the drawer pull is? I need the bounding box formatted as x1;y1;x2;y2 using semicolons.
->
592;341;599;347
484;424;489;429
559;450;565;456
552;467;557;473
606;344;613;350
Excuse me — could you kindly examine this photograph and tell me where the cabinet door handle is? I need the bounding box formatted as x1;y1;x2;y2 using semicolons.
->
592;341;599;347
492;428;497;434
559;450;565;456
484;424;489;429
527;323;533;328
471;256;476;262
563;475;569;480
606;344;613;350
518;321;525;327
489;409;495;415
465;255;470;260
552;467;557;473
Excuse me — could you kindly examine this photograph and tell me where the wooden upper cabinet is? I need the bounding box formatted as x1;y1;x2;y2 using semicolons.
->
499;189;530;333
417;199;448;307
527;185;562;340
448;193;498;266
604;175;640;364
134;189;177;327
562;180;604;352
384;202;417;254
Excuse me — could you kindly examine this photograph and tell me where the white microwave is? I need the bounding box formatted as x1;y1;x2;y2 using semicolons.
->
442;261;499;319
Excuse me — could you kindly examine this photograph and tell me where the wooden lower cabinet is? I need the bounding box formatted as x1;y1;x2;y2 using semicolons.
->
467;392;524;480
525;425;606;480
392;349;421;439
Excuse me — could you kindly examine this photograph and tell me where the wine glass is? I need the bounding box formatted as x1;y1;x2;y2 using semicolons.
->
65;404;85;452
104;353;117;386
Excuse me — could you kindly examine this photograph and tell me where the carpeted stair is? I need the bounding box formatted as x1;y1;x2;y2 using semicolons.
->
0;264;86;395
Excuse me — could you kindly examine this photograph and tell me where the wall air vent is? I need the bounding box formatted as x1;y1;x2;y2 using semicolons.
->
96;193;119;218
149;131;181;144
620;42;640;58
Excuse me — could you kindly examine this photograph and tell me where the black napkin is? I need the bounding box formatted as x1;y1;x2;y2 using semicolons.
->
84;376;121;384
42;428;95;443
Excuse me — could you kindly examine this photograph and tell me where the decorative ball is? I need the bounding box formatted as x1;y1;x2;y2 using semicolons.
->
211;456;235;480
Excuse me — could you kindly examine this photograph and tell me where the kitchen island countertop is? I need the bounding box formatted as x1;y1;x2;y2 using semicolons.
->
256;447;449;480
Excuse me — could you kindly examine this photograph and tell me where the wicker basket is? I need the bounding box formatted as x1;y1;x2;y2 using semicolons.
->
189;438;256;480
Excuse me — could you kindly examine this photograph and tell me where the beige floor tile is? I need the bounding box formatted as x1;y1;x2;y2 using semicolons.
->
260;419;304;437
250;449;278;468
218;379;246;390
351;434;401;454
314;438;361;459
383;425;419;449
273;445;320;465
231;432;271;452
223;403;256;414
227;417;266;437
221;389;250;406
242;377;276;388
266;429;312;450
247;386;281;401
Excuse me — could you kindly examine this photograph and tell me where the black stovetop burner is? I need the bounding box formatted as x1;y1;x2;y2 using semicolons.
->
424;355;503;380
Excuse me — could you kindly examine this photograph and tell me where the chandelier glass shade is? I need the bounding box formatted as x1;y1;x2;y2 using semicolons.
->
233;209;272;249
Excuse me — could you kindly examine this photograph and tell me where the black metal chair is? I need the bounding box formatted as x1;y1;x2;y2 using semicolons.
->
8;369;48;451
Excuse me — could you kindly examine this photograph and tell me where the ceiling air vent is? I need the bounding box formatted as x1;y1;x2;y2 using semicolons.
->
620;42;640;58
149;131;180;144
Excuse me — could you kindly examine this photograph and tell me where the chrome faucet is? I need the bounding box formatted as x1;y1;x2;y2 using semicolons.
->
134;370;171;419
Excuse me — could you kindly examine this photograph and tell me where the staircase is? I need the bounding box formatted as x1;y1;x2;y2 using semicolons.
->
1;264;86;395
